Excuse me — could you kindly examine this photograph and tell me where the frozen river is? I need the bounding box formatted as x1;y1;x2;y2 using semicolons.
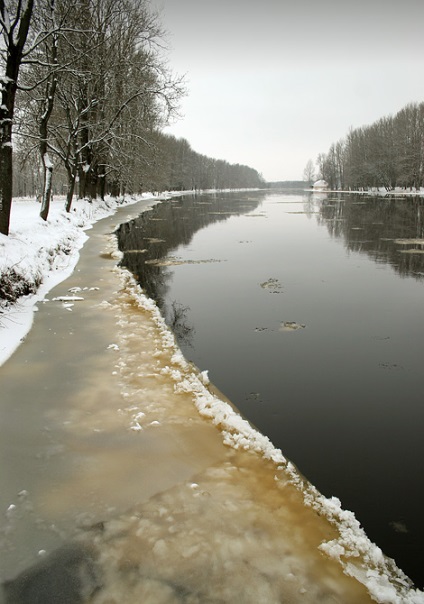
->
0;198;384;603
118;189;424;590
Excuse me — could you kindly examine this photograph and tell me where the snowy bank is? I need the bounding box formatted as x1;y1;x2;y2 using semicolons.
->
0;193;180;365
305;186;424;197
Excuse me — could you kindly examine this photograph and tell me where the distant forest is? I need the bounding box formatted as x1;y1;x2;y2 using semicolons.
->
13;132;265;199
267;181;305;189
0;0;263;236
315;101;424;191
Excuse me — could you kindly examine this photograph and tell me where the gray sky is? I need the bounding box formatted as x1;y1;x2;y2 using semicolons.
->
151;0;424;182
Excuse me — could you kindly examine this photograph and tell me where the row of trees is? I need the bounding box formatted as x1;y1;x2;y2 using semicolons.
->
1;0;182;234
306;101;424;191
141;133;265;192
12;131;265;198
1;0;264;236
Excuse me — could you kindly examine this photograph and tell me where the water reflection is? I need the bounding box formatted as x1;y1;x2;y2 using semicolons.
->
116;191;263;317
317;194;424;278
117;190;424;589
168;301;195;348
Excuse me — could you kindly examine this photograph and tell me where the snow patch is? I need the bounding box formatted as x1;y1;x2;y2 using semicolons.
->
52;295;84;302
0;192;188;366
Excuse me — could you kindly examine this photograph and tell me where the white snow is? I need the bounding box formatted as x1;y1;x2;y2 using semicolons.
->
0;192;175;365
43;153;53;169
52;295;84;301
313;179;329;189
1;192;423;603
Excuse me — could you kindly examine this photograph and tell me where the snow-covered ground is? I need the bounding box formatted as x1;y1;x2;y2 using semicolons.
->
1;194;424;603
0;194;170;365
306;186;424;196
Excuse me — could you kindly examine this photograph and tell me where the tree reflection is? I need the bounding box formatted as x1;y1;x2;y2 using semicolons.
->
168;301;195;348
316;194;424;279
116;191;263;311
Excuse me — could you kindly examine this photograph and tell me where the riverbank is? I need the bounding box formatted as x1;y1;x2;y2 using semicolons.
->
0;194;172;365
0;194;423;603
306;186;424;197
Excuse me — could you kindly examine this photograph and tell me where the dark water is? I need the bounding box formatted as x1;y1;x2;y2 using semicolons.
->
117;190;424;589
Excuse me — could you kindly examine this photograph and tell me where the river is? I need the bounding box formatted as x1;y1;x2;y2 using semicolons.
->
117;189;424;590
1;197;386;603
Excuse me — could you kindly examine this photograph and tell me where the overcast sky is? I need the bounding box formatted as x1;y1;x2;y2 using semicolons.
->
150;0;424;182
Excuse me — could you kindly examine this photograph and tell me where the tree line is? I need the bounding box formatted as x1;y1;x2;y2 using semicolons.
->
0;0;264;236
12;131;265;198
305;101;424;191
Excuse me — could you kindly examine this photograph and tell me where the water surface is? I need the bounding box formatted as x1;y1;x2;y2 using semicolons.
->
0;197;377;603
118;190;424;588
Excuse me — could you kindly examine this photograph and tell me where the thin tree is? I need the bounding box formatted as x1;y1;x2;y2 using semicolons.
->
38;0;58;220
0;0;35;235
303;159;315;185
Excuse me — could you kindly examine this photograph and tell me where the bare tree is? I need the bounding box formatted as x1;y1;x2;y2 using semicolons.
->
318;101;424;191
315;153;326;181
303;158;315;185
0;0;34;235
31;0;185;207
38;0;58;220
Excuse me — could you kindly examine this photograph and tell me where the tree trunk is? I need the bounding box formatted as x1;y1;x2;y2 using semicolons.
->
0;129;13;236
0;0;35;235
78;162;86;199
65;166;77;212
0;65;18;235
39;5;58;222
78;86;91;200
88;165;98;200
39;154;54;221
98;165;106;200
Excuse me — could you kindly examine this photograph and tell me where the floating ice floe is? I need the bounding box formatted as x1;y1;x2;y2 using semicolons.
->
395;238;424;245
107;343;120;351
145;256;223;266
394;238;424;253
280;321;306;331
260;277;282;292
52;295;84;302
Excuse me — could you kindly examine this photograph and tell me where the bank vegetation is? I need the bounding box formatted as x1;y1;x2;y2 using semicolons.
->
313;101;424;191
